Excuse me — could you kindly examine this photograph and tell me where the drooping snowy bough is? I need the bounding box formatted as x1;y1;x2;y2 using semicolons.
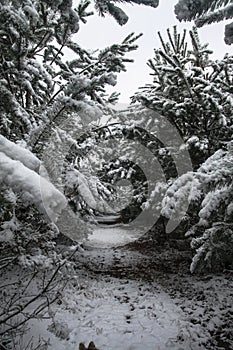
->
0;135;67;223
161;142;233;273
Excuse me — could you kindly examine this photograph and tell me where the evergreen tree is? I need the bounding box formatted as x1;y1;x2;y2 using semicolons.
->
132;27;233;272
175;0;233;44
133;27;233;168
0;0;141;217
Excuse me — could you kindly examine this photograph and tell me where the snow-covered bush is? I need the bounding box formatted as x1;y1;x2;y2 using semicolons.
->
0;246;75;349
161;142;233;273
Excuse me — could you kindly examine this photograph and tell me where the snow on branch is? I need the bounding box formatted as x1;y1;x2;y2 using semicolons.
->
0;136;67;222
0;135;41;172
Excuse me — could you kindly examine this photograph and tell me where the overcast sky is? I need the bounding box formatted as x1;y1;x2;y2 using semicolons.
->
73;0;233;103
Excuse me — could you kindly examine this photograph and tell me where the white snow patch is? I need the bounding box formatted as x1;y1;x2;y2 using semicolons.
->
87;225;143;248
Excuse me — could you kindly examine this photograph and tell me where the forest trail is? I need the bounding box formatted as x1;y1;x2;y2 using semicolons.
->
19;224;231;350
86;222;143;248
26;225;232;350
36;244;192;350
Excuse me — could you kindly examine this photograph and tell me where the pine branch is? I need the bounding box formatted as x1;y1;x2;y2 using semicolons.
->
196;3;233;27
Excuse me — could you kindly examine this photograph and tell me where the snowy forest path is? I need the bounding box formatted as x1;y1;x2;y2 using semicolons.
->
28;230;233;350
86;223;144;248
67;241;232;350
62;222;231;350
46;244;192;350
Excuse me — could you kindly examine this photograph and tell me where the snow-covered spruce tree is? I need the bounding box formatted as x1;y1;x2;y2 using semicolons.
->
161;142;233;273
36;29;143;228
0;0;140;142
174;0;233;44
133;27;233;169
0;0;142;227
0;0;157;229
0;0;147;266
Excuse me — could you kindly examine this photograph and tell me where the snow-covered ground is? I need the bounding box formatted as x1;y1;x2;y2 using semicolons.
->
86;223;143;248
27;251;191;350
5;225;233;350
44;273;188;350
